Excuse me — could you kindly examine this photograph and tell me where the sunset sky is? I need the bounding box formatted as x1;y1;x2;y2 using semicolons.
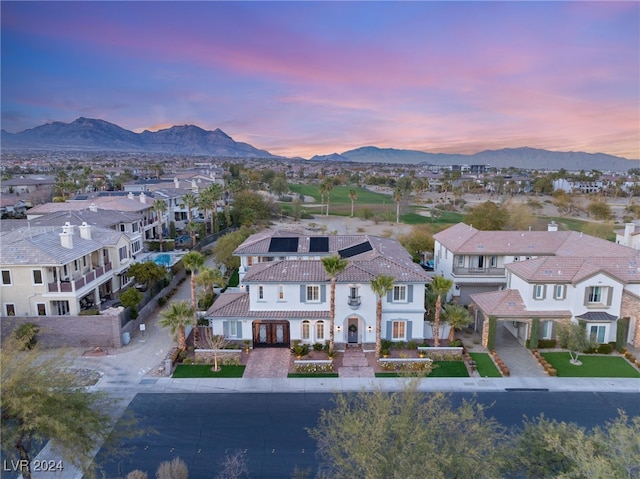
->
1;1;638;160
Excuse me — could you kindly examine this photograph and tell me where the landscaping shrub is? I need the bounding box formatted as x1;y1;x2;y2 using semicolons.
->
11;322;39;350
450;339;463;347
407;341;418;350
291;340;310;358
313;342;324;352
596;343;614;355
294;362;334;374
158;296;168;306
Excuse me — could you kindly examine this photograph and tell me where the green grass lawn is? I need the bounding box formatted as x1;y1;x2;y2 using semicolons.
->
289;184;392;205
287;373;340;378
172;364;246;378
375;361;469;378
469;352;502;378
541;352;640;378
227;268;239;287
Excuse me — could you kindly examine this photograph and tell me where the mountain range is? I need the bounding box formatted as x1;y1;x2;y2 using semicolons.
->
2;117;637;171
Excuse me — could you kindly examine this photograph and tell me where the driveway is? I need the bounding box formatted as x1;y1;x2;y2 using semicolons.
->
494;322;547;377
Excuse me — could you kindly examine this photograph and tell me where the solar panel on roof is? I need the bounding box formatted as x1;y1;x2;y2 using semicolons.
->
268;237;299;253
309;236;329;253
338;241;372;258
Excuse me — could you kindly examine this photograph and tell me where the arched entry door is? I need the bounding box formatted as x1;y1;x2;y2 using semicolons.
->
347;317;359;344
252;320;290;347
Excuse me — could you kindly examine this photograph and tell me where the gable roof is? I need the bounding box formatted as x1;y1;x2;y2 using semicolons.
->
470;289;572;318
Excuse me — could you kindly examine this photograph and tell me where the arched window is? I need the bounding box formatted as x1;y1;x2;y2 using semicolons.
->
316;320;325;341
301;320;310;340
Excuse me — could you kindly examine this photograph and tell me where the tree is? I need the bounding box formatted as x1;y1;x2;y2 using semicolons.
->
349;188;358;217
504;201;536;231
120;287;143;319
198;184;220;234
322;179;334;216
181;193;199;247
464;201;508;230
430;275;454;347
588;200;613;221
318;182;326;216
159;300;193;351
393;188;402;223
369;274;395;358
442;304;473;342
182;251;205;342
215;450;249;479
232;190;274;226
557;322;598;365
308;384;506;479
1;344;141;479
322;255;348;352
397;225;434;263
212;227;253;272
198;328;230;372
153;199;168;251
127;261;167;287
196;266;224;309
156;457;189;479
270;176;289;198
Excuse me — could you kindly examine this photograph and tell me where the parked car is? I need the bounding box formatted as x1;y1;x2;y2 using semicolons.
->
420;260;434;271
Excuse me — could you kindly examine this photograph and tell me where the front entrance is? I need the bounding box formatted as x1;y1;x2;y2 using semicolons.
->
347;317;359;343
252;321;290;347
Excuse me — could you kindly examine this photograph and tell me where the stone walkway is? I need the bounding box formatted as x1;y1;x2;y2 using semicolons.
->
243;347;290;378
339;347;375;378
494;323;546;377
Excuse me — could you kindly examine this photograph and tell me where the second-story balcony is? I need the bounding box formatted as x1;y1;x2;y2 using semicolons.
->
452;266;505;277
47;262;113;293
347;295;361;309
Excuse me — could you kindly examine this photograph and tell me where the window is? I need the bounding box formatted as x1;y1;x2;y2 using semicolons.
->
306;285;320;302
392;321;406;340
32;269;43;285
36;303;46;316
490;256;498;268
589;324;606;343
534;284;545;300
83;256;87;268
227;320;239;338
541;320;553;339
258;285;264;300
301;320;310;340
316;321;325;341
456;255;464;267
554;284;565;300
120;224;126;232
132;222;139;232
587;286;602;303
119;246;129;261
74;260;79;271
5;304;15;316
393;285;407;302
1;270;11;285
278;285;285;301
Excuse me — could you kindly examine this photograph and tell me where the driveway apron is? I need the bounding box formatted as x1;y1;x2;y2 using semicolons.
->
244;348;290;378
494;322;547;377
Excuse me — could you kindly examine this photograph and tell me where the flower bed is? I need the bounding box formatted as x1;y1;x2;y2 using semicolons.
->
416;347;463;361
378;357;433;372
293;359;334;373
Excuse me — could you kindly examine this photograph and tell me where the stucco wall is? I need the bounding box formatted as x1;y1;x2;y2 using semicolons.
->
621;291;640;347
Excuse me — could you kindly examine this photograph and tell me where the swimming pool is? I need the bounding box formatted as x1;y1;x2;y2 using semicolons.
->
154;254;171;267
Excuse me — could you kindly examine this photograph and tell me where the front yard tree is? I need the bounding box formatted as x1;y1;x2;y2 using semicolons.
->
127;261;167;288
370;275;395;358
196;266;224;309
322;255;348;352
159;300;193;351
430;275;454;347
153;199;168;251
442;304;473;342
349;188;357;217
120;287;143;319
557;322;598;365
1;343;141;479
183;251;205;342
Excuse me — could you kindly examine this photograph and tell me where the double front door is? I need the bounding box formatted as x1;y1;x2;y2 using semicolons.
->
253;321;290;347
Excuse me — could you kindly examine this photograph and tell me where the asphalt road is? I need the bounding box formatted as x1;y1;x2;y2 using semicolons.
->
95;391;640;479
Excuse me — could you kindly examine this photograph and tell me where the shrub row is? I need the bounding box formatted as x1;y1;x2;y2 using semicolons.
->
531;350;557;376
525;339;557;349
379;360;433;372
489;350;510;377
294;362;334;374
622;349;640;368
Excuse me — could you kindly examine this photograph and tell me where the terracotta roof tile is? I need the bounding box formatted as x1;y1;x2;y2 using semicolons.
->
205;292;329;319
470;289;572;318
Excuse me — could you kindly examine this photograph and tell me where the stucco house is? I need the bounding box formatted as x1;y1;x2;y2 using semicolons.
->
205;230;431;349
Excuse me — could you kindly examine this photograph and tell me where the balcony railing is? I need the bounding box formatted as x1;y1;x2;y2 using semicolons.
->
347;295;361;308
47;262;113;293
452;266;505;276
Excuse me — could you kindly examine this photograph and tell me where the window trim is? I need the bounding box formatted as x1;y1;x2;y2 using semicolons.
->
587;286;602;304
32;269;43;285
5;303;16;316
393;285;407;303
36;303;47;316
456;255;464;267
554;284;566;300
257;285;265;301
228;320;238;338
392;320;406;340
278;284;285;301
306;285;320;303
301;320;311;340
316;320;325;341
533;284;545;300
589;324;607;344
2;269;13;285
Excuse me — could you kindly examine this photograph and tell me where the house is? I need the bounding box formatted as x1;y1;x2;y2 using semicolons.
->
0;222;133;317
433;222;640;348
205;230;431;349
615;222;640;250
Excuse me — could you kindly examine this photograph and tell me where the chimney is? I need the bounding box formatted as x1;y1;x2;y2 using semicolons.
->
139;192;147;203
174;177;179;188
59;222;74;249
89;203;98;212
127;191;134;200
191;179;198;191
548;221;558;232
79;221;91;240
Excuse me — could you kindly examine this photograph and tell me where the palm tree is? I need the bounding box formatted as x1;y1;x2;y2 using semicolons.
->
181;192;199;247
158;300;193;351
430;275;454;347
442;304;473;343
153;199;168;252
393;188;402;223
349;189;357;217
323;180;334;216
183;251;205;342
196;266;225;308
318;182;327;216
370;275;395;358
321;255;348;352
205;183;224;233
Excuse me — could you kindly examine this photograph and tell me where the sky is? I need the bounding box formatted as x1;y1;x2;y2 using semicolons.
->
1;1;639;160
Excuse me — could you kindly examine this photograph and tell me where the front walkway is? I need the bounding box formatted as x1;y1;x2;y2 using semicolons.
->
244;348;290;378
339;347;375;378
494;323;546;377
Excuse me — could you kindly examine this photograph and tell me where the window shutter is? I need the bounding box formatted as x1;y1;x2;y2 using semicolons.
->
583;287;590;305
408;285;413;302
386;321;392;340
300;285;306;303
223;321;229;337
606;287;613;306
542;285;547;300
532;285;537;300
406;321;412;340
237;321;243;338
321;285;326;302
387;290;393;302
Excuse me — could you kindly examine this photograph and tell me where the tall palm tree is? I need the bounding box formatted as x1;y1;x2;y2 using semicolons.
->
181;192;199;247
370;275;395;358
323;180;334;216
183;251;205;342
321;255;348;351
349;189;357;217
205;183;224;233
442;304;473;343
318;182;327;216
393;188;402;223
430;275;454;347
152;199;168;252
158;300;193;351
196;266;225;308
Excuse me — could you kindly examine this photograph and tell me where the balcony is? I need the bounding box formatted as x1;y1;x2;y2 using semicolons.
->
347;295;361;309
452;266;505;277
47;262;113;293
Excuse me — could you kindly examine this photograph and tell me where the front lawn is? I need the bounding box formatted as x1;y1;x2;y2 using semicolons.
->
172;365;246;378
469;352;502;378
541;352;640;378
375;361;469;378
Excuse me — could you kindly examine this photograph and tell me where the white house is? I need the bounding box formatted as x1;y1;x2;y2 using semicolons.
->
205;230;431;349
615;222;640;250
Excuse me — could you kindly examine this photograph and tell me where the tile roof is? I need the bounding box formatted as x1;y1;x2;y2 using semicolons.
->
470;289;572;318
205;292;329;319
3;209;142;231
576;312;617;322
27;195;153;216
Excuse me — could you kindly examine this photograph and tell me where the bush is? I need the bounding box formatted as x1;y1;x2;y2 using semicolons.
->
158;296;168;306
11;322;39;350
291;340;310;358
596;343;614;354
313;342;324;352
407;341;418;350
450;339;463;347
